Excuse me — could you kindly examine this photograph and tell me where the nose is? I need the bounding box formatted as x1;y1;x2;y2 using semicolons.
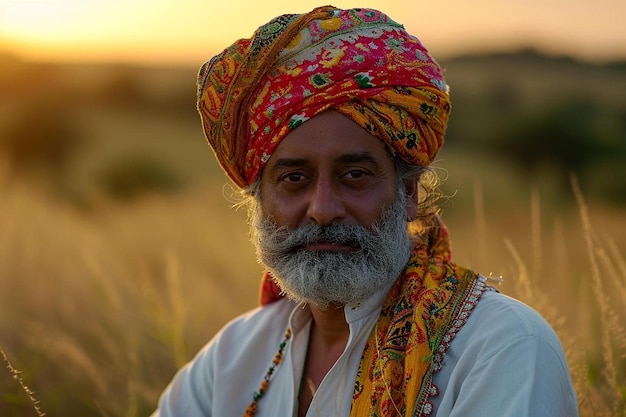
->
306;176;346;225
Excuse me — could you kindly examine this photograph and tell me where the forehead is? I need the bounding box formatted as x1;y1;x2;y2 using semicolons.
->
266;110;394;167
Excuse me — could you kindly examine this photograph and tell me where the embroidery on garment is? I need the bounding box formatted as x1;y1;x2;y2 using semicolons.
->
414;275;489;416
350;243;488;417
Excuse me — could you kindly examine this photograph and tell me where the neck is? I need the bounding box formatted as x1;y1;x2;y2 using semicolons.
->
296;304;348;417
308;303;350;346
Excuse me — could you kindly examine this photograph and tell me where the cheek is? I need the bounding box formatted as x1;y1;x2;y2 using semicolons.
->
259;191;304;228
345;189;397;224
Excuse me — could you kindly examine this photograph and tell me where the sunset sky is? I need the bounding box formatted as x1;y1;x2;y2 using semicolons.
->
0;0;624;66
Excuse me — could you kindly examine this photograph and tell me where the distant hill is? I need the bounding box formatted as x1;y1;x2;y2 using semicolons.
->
439;48;626;203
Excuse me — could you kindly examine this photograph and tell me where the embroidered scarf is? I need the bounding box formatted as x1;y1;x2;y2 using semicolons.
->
350;237;484;416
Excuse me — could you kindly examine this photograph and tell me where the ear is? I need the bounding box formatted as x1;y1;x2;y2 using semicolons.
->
403;178;419;222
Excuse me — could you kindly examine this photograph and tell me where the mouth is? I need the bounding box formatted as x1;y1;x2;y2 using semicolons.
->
302;240;361;253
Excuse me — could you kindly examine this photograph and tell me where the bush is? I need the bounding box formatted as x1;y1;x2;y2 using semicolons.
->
96;155;183;201
0;100;82;176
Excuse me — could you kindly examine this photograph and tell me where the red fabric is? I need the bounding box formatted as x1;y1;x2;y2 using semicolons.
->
197;6;450;189
259;271;283;306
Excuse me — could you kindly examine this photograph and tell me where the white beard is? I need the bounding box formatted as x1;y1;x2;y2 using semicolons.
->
251;189;411;309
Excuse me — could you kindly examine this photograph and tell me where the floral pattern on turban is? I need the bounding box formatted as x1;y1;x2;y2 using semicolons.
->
197;6;451;188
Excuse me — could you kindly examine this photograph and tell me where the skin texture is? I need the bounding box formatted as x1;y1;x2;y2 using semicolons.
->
259;110;416;231
258;109;419;417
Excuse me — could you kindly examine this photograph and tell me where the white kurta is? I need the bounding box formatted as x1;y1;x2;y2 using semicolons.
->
152;279;578;417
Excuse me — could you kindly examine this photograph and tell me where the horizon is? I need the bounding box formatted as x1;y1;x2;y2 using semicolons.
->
2;46;624;72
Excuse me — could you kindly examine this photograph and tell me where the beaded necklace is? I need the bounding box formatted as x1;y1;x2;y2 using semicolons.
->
244;327;292;417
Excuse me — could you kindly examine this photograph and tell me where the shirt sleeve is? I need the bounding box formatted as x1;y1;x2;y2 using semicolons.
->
433;291;579;417
447;332;578;416
151;339;217;417
150;301;290;417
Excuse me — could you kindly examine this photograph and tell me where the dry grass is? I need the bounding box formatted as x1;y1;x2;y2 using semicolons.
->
0;172;624;416
0;178;259;416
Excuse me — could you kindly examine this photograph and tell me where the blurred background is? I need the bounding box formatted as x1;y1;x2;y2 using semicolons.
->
1;1;625;416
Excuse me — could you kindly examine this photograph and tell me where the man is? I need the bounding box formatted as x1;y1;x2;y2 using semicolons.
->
153;6;578;417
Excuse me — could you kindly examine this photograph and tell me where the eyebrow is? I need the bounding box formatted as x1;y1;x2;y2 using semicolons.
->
269;158;309;172
336;151;380;166
269;151;382;172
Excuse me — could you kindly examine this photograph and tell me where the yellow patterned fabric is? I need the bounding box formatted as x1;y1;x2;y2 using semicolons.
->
350;225;483;416
197;6;451;188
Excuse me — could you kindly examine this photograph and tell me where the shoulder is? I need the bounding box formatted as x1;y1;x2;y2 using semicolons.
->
208;298;296;359
444;284;575;386
175;298;296;384
181;298;296;373
153;299;297;416
430;286;579;416
464;288;561;347
443;285;572;374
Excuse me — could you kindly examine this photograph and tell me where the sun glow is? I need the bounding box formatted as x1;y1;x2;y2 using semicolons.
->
0;0;624;65
1;0;96;42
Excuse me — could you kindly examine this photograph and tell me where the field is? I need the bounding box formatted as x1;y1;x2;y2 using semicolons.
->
1;51;625;416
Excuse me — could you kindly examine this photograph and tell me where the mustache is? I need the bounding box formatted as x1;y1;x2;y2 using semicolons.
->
257;221;380;254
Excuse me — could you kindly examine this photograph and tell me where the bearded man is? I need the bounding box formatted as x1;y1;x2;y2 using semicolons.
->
152;6;578;417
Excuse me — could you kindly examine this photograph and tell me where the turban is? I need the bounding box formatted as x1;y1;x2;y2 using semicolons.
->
197;6;451;188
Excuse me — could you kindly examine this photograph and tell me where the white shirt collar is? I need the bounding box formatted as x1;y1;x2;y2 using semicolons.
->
287;279;395;332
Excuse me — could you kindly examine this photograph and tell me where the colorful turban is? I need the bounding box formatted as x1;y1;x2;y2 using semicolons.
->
197;6;451;188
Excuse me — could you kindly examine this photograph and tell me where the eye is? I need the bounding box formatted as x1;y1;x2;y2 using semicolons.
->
343;169;370;180
280;172;307;184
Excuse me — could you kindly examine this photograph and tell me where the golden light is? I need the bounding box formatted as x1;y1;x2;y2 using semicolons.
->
1;0;93;42
0;0;624;65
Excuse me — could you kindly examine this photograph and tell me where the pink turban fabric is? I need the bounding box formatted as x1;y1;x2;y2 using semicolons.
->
197;5;451;188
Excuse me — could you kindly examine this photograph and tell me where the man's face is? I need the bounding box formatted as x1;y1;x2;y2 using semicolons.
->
259;109;403;231
252;110;413;308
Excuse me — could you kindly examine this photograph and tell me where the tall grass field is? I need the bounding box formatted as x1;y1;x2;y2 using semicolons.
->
2;165;625;416
1;52;625;416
